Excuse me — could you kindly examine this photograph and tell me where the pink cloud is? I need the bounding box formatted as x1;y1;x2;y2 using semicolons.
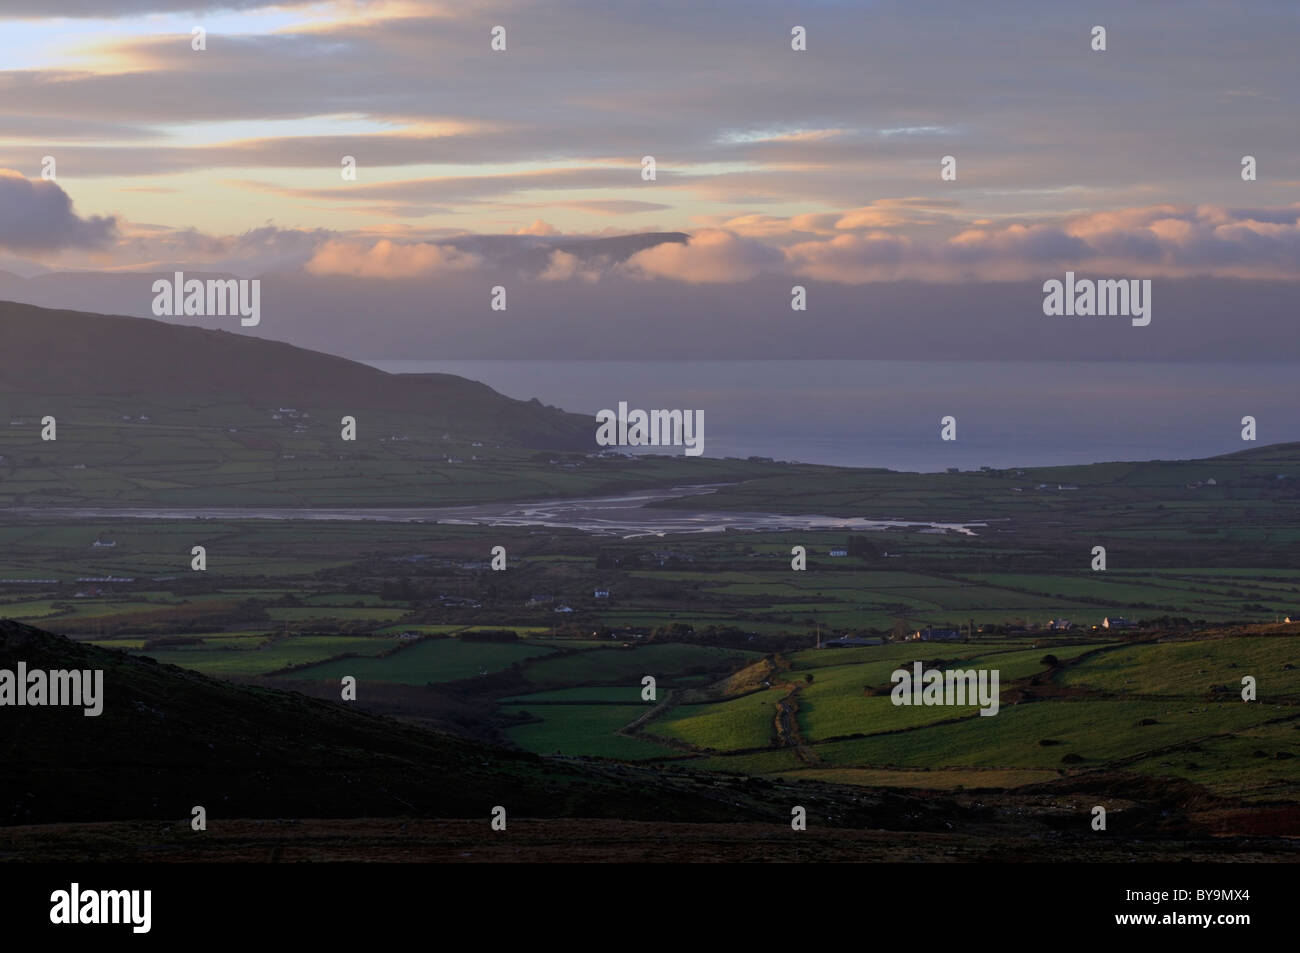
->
304;238;480;278
621;229;783;283
514;219;559;236
539;249;601;282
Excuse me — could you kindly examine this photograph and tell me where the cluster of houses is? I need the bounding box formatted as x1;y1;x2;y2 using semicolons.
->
818;615;1156;649
1010;484;1079;493
525;589;612;613
1045;616;1135;630
269;407;308;421
910;627;964;642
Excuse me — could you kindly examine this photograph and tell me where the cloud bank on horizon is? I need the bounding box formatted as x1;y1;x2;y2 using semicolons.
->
0;0;1296;357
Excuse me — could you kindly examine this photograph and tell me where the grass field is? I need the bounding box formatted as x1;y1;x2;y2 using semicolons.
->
806;698;1285;769
521;643;760;688
648;688;786;751
501;705;681;760
502;685;649;703
1124;719;1300;800
489;628;1299;805
6;406;1300;811
1058;635;1300;697
285;637;558;684
135;634;399;676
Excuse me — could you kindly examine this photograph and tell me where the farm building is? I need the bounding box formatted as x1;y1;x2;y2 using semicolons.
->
912;627;963;642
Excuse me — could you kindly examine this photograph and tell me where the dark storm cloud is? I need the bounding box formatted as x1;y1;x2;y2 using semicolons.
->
0;171;117;250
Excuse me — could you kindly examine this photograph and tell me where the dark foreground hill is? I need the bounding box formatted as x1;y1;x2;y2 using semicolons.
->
0;299;593;450
0;619;788;826
3;621;1296;861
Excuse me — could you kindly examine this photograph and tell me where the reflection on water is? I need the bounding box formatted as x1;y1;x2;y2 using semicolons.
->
13;485;982;539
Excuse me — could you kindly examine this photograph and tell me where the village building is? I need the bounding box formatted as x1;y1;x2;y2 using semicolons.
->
912;627;963;642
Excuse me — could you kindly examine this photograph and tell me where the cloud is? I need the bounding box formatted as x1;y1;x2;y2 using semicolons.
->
780;204;1300;283
514;219;558;236
14;193;1300;288
560;200;671;216
1;1;294;13
785;233;916;282
0;170;117;251
304;238;480;278
84;223;332;274
621;229;783;283
539;249;601;282
2;0;1295;247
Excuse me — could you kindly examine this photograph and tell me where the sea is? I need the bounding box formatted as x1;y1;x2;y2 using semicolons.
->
364;360;1300;472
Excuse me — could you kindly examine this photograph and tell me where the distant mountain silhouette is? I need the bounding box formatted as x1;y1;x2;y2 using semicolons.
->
0;299;593;449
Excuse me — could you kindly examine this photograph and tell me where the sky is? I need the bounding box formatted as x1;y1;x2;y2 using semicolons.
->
0;0;1296;362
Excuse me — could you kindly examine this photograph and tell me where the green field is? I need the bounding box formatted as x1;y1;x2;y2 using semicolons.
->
522;643;760;688
501;705;681;760
648;688;786;751
502;685;649;703
806;698;1284;770
1058;636;1300;697
6;406;1300;808
285;637;558;684
135;634;398;676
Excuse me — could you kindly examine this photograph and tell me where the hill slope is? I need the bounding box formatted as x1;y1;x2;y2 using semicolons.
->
0;619;786;826
0;299;593;450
